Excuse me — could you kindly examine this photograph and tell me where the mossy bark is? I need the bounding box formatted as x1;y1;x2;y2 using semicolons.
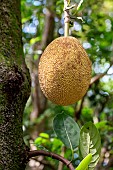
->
0;1;30;170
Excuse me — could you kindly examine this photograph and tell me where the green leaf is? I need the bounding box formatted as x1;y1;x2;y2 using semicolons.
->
77;0;84;11
30;37;41;45
39;133;49;139
53;113;80;150
79;122;101;170
76;153;92;170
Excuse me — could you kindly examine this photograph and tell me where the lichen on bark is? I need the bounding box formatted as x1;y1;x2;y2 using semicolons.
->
0;1;31;170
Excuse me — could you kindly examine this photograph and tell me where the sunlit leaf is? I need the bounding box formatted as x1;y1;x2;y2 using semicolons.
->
77;0;84;11
30;37;41;45
76;153;92;170
79;122;101;170
39;133;49;139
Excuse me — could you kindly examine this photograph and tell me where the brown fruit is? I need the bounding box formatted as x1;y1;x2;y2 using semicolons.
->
38;36;92;106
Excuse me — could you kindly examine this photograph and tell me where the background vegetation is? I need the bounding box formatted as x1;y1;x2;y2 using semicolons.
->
21;0;113;169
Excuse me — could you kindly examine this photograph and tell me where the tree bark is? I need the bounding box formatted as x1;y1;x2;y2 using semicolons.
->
0;1;30;169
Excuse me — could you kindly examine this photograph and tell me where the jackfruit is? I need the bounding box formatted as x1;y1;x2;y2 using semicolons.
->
38;36;92;106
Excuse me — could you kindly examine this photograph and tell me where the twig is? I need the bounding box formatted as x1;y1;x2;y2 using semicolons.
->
66;4;77;10
75;96;85;120
90;63;113;85
64;0;70;36
90;73;106;85
75;63;113;120
28;150;75;170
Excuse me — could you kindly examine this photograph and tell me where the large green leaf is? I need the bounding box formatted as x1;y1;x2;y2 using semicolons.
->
53;113;80;150
79;122;101;170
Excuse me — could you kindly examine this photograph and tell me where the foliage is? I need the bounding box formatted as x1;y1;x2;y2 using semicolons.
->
21;0;113;169
79;122;101;170
53;113;80;150
76;154;92;170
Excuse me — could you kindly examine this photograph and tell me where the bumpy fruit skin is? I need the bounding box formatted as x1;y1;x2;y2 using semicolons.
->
38;36;92;106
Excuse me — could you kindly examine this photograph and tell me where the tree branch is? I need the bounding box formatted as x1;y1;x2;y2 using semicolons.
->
28;150;75;170
90;73;105;85
75;96;85;121
66;4;77;10
90;63;113;85
75;63;113;120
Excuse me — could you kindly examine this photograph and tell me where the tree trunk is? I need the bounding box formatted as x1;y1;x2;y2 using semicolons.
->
0;1;30;169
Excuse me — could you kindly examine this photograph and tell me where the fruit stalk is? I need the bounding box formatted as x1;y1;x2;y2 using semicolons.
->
64;0;70;37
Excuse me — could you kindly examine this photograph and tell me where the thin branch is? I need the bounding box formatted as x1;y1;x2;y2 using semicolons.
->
66;4;77;10
28;150;75;170
75;63;113;120
90;73;106;85
90;63;113;85
75;96;85;120
65;0;84;11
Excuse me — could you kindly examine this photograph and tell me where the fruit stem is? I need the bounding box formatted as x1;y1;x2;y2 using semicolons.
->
65;22;69;37
64;0;70;37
